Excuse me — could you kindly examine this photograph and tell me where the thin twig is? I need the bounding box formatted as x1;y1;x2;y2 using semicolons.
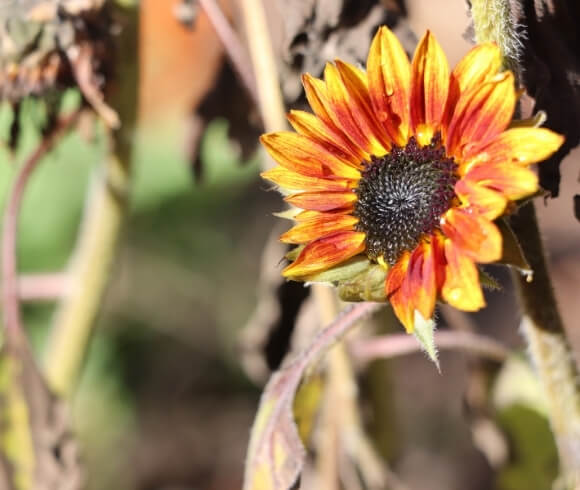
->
350;330;511;365
238;0;287;153
198;0;259;106
1;111;80;347
18;273;70;302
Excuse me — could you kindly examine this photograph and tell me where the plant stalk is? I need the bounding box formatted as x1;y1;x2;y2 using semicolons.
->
510;204;580;480
42;4;139;396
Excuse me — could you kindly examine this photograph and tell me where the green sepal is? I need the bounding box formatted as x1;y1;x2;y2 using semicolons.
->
508;110;547;129
303;255;372;284
479;269;502;291
412;311;439;370
285;245;305;262
336;263;387;302
496;218;532;279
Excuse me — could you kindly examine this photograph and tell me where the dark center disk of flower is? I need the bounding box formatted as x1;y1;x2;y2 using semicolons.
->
353;135;458;265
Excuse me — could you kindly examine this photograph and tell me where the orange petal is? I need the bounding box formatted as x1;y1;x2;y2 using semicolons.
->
407;240;438;322
280;213;359;244
366;26;412;146
287;110;367;163
443;43;501;132
410;30;449;139
260;132;362;180
285;191;358;211
446;71;516;158
335;60;393;150
470;127;565;166
261;167;353;192
302;73;336;129
464;161;538;200
441;240;485;311
282;231;366;278
324;62;389;157
294;209;352;222
386;251;415;332
441;208;502;263
455;177;508;220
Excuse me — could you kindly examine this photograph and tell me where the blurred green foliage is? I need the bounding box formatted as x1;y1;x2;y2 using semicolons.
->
1;98;262;489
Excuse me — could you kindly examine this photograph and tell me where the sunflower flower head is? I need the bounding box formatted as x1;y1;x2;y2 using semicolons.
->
261;26;564;333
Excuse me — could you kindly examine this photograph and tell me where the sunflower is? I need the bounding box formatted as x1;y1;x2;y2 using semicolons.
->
260;26;564;332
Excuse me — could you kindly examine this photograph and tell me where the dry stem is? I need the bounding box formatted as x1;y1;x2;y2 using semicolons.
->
198;0;258;105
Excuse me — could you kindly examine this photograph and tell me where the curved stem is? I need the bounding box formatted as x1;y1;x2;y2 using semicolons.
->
1;111;80;349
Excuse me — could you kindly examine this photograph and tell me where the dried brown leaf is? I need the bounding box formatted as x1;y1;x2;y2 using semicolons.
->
0;345;82;490
272;0;415;102
513;0;580;200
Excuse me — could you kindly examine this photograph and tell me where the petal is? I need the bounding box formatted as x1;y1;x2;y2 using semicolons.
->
302;73;336;129
282;231;366;278
287;109;367;163
261;167;353;192
386;251;415;332
441;208;502;263
470;127;565;166
407;240;438;322
464;161;538;200
410;30;449;142
366;26;412;145
285;191;358;211
280;213;359;244
443;43;502;132
294;209;352;222
324;62;389;156
441;240;485;311
260;132;362;180
446;71;516;158
335;60;393;150
455;177;508;220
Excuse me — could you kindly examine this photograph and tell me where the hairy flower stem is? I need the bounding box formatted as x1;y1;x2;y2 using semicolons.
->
470;1;580;481
469;0;522;74
510;204;580;480
42;4;139;396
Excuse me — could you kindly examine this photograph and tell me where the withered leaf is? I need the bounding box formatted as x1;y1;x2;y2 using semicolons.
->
0;344;82;490
513;0;580;201
273;0;415;102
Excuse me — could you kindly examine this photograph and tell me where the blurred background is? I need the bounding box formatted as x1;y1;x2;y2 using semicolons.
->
1;0;579;489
